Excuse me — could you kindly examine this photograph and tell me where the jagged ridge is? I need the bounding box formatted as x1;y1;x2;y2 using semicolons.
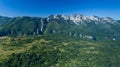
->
0;14;120;41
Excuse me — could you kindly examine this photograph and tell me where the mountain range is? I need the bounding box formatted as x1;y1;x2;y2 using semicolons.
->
0;14;120;67
0;14;120;41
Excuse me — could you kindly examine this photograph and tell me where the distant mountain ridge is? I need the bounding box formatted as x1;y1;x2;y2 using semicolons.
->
0;14;120;41
48;14;117;24
0;16;12;26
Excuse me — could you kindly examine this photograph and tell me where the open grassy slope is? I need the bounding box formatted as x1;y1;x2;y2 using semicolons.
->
0;34;119;67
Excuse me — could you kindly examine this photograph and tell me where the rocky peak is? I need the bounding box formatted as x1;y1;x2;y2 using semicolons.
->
89;16;100;21
69;14;87;22
47;14;118;25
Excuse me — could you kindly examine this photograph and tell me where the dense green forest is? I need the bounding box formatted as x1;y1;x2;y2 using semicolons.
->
0;34;120;67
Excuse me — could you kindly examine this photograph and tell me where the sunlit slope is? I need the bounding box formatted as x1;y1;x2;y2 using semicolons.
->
0;35;119;67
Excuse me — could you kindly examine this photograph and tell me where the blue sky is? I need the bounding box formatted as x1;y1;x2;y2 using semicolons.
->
0;0;120;19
